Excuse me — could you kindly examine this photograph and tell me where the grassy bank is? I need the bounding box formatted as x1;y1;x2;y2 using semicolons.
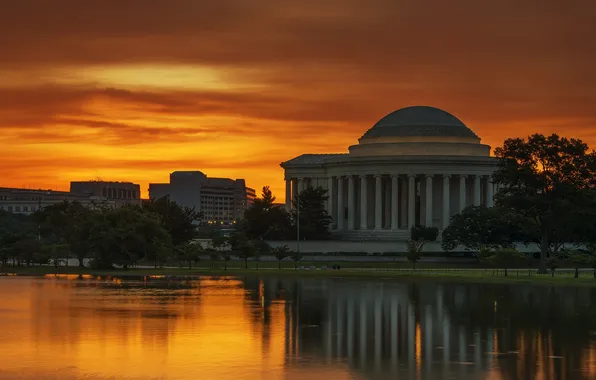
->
3;265;596;287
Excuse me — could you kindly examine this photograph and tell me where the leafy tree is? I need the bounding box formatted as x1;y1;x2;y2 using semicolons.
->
292;186;333;240
43;243;70;268
272;245;290;270
441;206;520;251
588;254;596;279
143;196;201;246
11;237;44;267
211;234;228;251
145;244;170;268
242;186;292;239
32;201;93;267
253;239;271;255
547;255;560;277
175;242;202;269
493;134;596;273
408;225;438;254
204;248;219;268
405;240;422;269
565;250;590;279
220;251;231;270
237;239;256;269
0;211;39;266
292;251;302;269
479;247;526;276
88;206;171;269
253;251;261;269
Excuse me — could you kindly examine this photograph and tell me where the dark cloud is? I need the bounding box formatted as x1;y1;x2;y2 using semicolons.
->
1;0;595;194
1;0;594;70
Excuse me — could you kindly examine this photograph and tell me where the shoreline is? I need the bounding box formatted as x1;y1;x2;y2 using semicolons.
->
2;266;596;287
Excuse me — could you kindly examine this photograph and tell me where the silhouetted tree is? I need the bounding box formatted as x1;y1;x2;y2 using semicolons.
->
493;134;596;273
143;196;201;246
272;245;290;270
441;205;521;251
242;186;292;239
292;186;333;240
87;206;171;269
32;201;92;267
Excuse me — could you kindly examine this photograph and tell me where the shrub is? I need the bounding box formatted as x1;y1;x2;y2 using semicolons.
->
411;225;439;242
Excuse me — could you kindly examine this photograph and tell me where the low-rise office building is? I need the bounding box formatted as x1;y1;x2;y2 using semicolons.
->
70;181;141;207
149;171;256;225
0;187;115;215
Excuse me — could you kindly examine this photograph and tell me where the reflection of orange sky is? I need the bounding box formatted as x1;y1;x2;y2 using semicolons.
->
2;0;596;204
0;277;352;380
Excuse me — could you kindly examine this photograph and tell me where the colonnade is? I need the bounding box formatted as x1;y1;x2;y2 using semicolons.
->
285;173;496;230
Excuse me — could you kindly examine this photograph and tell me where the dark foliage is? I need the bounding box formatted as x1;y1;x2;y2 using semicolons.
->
493;133;596;272
292;186;333;240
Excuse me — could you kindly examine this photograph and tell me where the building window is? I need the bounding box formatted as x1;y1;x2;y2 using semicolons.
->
7;206;12;212
23;206;29;212
15;206;20;212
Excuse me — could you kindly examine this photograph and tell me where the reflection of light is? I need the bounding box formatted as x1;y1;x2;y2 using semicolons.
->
415;322;421;377
1;277;342;379
584;342;596;378
494;300;497;313
43;274;93;280
548;331;555;378
537;332;544;379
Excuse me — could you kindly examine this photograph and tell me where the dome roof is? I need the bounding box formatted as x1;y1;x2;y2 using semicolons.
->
361;106;478;139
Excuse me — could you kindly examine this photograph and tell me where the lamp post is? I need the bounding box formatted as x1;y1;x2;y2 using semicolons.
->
296;192;300;266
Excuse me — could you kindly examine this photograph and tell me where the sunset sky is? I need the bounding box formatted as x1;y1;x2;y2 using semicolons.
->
1;0;595;200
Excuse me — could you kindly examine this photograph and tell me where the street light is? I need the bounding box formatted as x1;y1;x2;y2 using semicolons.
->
296;193;300;256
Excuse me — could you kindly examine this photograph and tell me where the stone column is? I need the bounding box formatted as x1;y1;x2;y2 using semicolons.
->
408;174;416;228
459;175;467;212
297;177;304;195
292;179;298;206
474;175;481;206
486;176;494;207
442;175;450;229
327;177;334;226
360;175;368;230
285;179;292;212
348;176;355;230
391;175;399;230
337;176;345;230
374;175;383;230
425;174;433;227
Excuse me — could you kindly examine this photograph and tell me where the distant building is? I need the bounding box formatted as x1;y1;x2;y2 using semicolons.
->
0;187;115;215
70;181;141;207
149;171;256;225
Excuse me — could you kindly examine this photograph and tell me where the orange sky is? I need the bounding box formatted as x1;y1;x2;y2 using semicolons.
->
1;0;595;201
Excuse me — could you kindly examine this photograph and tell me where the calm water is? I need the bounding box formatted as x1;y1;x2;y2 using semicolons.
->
1;276;596;379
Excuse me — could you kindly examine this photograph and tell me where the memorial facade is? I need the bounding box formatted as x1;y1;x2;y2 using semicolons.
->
280;106;498;240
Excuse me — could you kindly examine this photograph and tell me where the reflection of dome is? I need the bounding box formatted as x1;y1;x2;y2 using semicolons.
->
361;106;478;139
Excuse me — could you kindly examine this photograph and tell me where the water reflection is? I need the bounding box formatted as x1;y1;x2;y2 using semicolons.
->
0;276;595;379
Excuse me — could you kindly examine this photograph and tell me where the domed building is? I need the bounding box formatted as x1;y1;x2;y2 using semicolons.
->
280;106;497;240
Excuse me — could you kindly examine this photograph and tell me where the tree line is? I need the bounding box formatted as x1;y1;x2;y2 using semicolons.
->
441;134;596;274
0;184;332;270
0;196;202;269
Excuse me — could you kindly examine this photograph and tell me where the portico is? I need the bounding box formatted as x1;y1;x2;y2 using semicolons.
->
281;106;497;240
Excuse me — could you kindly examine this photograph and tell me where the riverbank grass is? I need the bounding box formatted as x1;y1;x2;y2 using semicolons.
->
3;265;596;286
